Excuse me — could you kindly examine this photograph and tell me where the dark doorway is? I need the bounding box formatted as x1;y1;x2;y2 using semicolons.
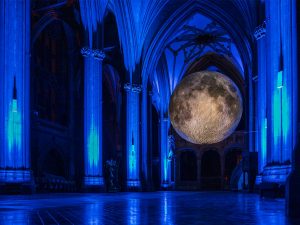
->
42;149;66;177
180;151;197;181
201;150;221;189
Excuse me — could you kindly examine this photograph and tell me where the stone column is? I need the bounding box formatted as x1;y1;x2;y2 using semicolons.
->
0;0;33;190
148;91;153;189
81;47;105;188
124;83;142;189
160;118;171;188
141;87;148;188
254;19;267;173
264;0;296;165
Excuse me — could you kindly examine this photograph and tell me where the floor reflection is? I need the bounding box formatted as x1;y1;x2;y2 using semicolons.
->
128;198;139;225
0;192;299;225
85;202;103;225
1;210;28;225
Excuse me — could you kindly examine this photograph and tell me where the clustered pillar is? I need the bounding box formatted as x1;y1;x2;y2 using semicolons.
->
160;118;171;188
81;47;105;188
255;0;297;173
0;0;32;187
124;83;142;189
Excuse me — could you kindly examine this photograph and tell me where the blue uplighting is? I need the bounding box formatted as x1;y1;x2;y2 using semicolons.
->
129;142;137;180
0;0;31;182
125;84;141;188
255;0;297;175
82;48;105;186
160;119;171;187
87;120;100;170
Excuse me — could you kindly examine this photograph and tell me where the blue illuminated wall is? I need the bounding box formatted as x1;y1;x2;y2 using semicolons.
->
125;83;141;188
256;0;297;173
82;48;105;186
0;0;31;182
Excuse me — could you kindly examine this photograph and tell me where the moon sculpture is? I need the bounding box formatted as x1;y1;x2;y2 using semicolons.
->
169;71;243;144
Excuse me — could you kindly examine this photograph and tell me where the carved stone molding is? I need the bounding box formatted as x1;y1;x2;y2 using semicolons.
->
81;47;105;61
254;18;270;40
124;83;142;93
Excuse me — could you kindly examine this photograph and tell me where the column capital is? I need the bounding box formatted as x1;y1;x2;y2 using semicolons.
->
81;47;105;61
124;83;142;93
254;17;269;41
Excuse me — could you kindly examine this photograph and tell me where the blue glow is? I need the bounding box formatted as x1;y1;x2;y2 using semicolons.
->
128;198;140;225
256;36;267;172
0;170;31;183
125;84;141;188
280;0;296;163
85;202;103;225
7;99;22;159
82;48;104;186
261;165;292;184
272;71;282;161
160;119;171;188
87;120;100;170
277;71;283;89
282;78;292;162
79;0;108;47
113;1;167;79
151;56;175;188
256;0;297;171
129;143;137;180
0;0;31;182
84;177;104;186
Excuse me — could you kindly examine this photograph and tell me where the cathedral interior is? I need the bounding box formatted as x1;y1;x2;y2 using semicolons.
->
0;0;300;224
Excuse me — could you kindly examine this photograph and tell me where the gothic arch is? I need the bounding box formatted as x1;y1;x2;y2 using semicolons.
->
201;149;221;189
31;11;76;50
142;0;255;87
141;0;256;157
31;11;79;126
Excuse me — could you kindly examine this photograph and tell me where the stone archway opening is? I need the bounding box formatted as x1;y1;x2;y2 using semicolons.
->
180;151;197;181
201;150;221;190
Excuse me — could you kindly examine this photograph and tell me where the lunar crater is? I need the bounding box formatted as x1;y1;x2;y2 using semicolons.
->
169;71;243;144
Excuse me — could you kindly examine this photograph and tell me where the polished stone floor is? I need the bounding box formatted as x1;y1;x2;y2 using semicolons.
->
0;191;299;225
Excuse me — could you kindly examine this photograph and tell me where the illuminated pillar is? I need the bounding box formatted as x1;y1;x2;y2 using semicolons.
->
0;0;32;183
265;0;281;163
160;118;171;188
280;0;297;163
265;0;297;164
141;88;148;187
124;83;141;188
81;47;105;187
254;21;267;172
